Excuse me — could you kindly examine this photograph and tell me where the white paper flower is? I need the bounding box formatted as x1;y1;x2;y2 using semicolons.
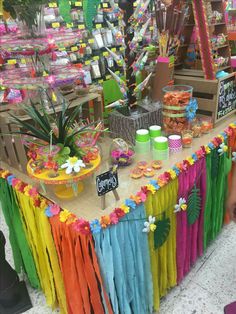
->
174;197;187;213
232;152;236;162
142;216;156;233
61;157;85;175
218;143;228;155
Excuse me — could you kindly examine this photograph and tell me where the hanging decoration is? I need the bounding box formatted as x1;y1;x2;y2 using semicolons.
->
174;198;187;213
83;0;102;31
187;184;201;225
218;143;228;155
58;0;72;24
153;214;170;250
142;216;157;233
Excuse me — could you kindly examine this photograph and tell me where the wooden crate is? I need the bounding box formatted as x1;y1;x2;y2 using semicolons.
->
175;70;236;124
0;115;28;173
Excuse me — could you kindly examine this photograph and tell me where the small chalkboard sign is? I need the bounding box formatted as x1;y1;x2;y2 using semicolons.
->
96;169;119;196
217;75;236;120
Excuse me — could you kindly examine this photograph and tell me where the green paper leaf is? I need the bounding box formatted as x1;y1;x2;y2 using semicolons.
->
154;216;170;250
59;0;72;23
187;184;201;225
83;0;101;31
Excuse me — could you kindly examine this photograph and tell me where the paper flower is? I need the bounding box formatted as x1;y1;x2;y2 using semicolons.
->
232;152;236;162
110;212;119;225
149;180;160;191
125;198;137;210
173;166;180;176
174;198;187;213
74;219;91;235
142;216;156;233
146;184;156;194
218;143;228;155
100;215;111;229
61;157;85;174
120;204;130;214
205;146;211;154
7;175;16;185
114;208;126;218
136;191;147;203
90;219;102;234
186;98;198;121
50;204;60;216
169;169;177;180
11;178;21;187
45;206;53;218
60;209;72;223
29;187;38;198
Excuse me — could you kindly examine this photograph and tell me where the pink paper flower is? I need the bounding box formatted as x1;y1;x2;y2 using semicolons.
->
114;208;126;218
12;178;21;187
110;212;119;225
50;204;60;215
74;219;91;235
136;191;147;202
29;187;38;198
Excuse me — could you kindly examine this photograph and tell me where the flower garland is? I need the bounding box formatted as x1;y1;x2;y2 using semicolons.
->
0;123;235;236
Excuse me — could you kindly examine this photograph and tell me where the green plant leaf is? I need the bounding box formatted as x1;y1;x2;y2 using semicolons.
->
154;216;170;250
187;184;201;225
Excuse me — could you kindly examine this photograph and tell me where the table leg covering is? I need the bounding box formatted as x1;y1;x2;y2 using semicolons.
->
145;179;178;311
227;128;236;223
50;217;113;314
204;150;229;250
176;158;206;284
0;178;40;289
93;204;153;314
14;191;67;313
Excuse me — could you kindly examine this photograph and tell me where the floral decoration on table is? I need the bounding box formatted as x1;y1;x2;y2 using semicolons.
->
142;216;156;233
186;98;198;122
1;123;236;236
10;92;105;179
174;198;187;213
110;138;135;167
218;143;228;155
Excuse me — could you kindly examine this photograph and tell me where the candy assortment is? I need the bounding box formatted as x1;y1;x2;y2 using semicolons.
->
130;161;162;179
191;119;202;138
182;130;193;148
201;117;213;134
163;85;193;135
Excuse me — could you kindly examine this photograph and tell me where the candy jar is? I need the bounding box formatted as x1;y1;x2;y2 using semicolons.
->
201;116;213;134
191;119;202;138
163;85;193;135
110;138;135;167
182;130;193;148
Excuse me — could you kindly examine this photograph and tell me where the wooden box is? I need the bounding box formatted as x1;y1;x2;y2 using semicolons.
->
175;70;236;124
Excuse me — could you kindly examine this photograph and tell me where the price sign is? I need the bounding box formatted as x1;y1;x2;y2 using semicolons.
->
96;169;119;197
217;74;236;120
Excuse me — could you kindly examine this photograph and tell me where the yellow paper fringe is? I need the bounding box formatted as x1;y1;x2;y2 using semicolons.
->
145;178;178;311
15;191;67;314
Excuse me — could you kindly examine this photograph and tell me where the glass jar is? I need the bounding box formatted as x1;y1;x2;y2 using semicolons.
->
110;138;135;167
201;116;213;134
191;119;202;138
163;85;193;135
182;130;193;148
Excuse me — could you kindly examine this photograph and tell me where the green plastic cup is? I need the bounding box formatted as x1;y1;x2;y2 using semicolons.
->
136;129;150;142
153;136;168;150
149;125;161;138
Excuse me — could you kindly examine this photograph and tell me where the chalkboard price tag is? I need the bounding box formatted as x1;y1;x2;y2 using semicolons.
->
217;75;236;120
96;169;119;196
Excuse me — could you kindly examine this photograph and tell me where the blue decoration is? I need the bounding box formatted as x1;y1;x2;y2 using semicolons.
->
149;180;160;191
186;98;198;121
7;175;16;185
90;219;102;234
45;206;53;218
192;153;198;162
125;199;137;210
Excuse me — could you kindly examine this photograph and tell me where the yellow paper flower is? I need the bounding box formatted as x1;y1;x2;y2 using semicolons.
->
186;157;194;165
60;209;72;223
157;179;165;188
40;199;48;210
150;223;157;232
146;184;156;194
120;204;130;214
181;204;187;211
205;146;211;154
24;185;32;196
2;171;10;178
169;169;177;180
